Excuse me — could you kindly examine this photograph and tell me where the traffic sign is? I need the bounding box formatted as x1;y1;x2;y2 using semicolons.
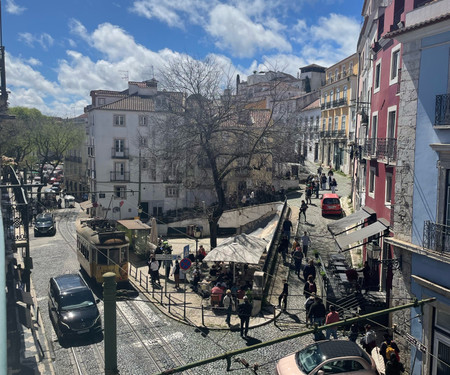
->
179;257;192;271
183;245;190;259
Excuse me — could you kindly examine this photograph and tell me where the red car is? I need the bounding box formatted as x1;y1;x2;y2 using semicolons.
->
321;193;342;216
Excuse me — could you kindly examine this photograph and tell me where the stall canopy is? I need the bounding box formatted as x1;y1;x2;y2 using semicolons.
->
335;218;389;252
149;217;158;245
203;233;268;265
327;206;376;236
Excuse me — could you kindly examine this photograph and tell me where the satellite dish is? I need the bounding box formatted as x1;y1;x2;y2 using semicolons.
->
113;207;120;213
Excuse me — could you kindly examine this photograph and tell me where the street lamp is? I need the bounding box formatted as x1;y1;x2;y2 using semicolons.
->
138;205;143;220
194;226;202;267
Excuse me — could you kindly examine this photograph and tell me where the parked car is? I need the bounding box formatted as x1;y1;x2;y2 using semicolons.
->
48;273;102;341
276;340;379;375
34;213;56;236
321;193;342;216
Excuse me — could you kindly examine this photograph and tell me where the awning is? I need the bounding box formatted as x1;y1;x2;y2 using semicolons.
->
327;206;376;236
335;219;389;252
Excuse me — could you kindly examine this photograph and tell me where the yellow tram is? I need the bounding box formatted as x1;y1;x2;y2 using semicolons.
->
76;219;130;283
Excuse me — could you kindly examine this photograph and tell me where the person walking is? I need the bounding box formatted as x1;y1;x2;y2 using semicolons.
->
314;177;320;198
304;292;316;327
303;274;317;298
380;333;400;363
308;296;326;340
238;296;253;338
305;183;312;204
301;231;311;258
303;259;316;281
278;235;289;264
282;216;293;242
171;260;181;288
278;279;288;311
223;289;234;326
292;246;303;278
330;178;337;194
349;322;359;342
361;324;377;354
325;305;340;339
385;353;405;375
148;257;160;286
299;200;308;222
321;173;327;190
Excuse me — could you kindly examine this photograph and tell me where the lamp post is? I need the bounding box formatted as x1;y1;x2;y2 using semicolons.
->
194;227;202;267
138;205;142;220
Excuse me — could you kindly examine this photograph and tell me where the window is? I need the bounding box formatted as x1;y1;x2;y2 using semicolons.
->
328;117;332;131
334;117;339;131
390;46;401;84
139;115;148;126
329;91;333;102
324;93;327;105
323;118;326;131
349;62;353;73
139;136;148;147
114;139;125;152
316;116;320;127
166;186;179;198
98;98;105;106
141;159;149;169
309;117;314;128
114;114;125;126
374;60;381;92
342;65;346;77
336;88;340;101
341;115;346;130
385;172;393;205
343;86;348;99
114;186;126;198
387;107;396;139
369;167;376;196
335;68;338;80
371;113;378;139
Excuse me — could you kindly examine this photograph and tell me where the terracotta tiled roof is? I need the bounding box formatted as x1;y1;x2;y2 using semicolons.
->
100;96;155;111
385;13;450;38
302;98;321;110
90;89;128;96
245;99;267;109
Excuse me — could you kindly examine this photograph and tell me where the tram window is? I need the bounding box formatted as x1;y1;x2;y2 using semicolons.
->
121;247;128;261
110;248;120;265
97;249;108;265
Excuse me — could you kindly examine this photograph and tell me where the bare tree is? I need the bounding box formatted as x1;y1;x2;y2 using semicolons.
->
151;55;291;248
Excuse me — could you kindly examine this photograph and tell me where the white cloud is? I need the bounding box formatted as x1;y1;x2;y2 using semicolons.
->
130;0;212;28
5;0;26;15
207;4;291;58
18;32;54;50
26;57;41;66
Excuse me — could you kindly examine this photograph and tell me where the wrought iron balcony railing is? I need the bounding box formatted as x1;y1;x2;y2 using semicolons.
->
435;93;450;126
376;138;397;161
110;171;130;182
423;221;450;253
320;131;331;138
362;138;377;158
111;147;129;159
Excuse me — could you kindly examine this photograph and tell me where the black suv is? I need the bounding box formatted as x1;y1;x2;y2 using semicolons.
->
34;213;56;236
48;274;102;340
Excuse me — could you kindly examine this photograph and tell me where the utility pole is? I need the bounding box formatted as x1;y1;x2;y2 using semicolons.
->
138;148;142;218
103;272;118;375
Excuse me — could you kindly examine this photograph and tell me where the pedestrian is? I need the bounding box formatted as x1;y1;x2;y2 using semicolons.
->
282;216;293;241
57;198;62;209
223;289;234;326
292;246;303;277
361;324;377;354
380;333;400;363
321;173;327;190
21;267;31;290
317;165;323;176
278;279;288;311
164;258;173;279
154;246;163;269
307;296;326;340
327;169;334;190
15;264;23;290
197;245;207;263
301;231;311;258
305;183;312;204
349;322;359;342
171;260;180;288
303;274;317;298
241;194;247;206
304;292;316;327
314;177;320;198
278;235;289;264
325;305;339;339
360;261;371;293
385;353;405;375
330;178;337;194
291;237;300;252
238;296;253;338
303;259;316;281
148;257;160;286
299;200;308;222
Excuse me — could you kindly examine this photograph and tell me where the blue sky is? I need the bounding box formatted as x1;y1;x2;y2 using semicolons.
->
3;0;363;116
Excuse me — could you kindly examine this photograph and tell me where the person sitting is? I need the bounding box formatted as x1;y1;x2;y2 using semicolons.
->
211;283;224;306
191;268;201;292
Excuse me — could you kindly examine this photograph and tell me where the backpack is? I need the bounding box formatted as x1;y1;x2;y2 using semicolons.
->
385;343;400;361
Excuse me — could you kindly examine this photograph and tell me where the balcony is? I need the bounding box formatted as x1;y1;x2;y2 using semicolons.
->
423;221;450;253
110;171;130;182
320;131;331;138
435;93;450;126
362;138;397;162
321;103;326;110
111;147;129;159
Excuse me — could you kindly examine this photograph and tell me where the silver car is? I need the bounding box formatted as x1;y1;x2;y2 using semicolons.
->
276;340;379;375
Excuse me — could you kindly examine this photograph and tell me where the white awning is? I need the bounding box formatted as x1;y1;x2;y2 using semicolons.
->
335;219;389;252
327;206;375;236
